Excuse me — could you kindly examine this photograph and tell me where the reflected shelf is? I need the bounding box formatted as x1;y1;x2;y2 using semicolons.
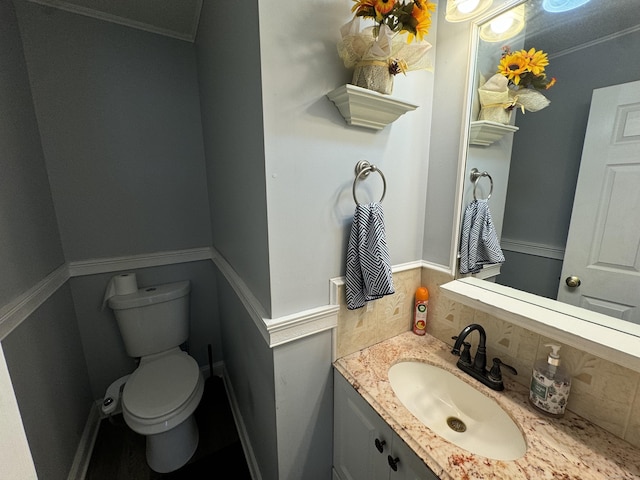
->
469;120;519;146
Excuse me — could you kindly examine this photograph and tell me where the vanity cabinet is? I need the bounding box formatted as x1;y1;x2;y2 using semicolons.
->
333;370;439;480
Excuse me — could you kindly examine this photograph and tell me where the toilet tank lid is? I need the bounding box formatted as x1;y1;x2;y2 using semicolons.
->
108;280;190;310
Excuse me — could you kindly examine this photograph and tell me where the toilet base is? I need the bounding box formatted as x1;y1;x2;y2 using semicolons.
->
146;414;199;473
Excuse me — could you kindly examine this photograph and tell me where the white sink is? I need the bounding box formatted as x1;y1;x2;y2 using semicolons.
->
388;361;526;460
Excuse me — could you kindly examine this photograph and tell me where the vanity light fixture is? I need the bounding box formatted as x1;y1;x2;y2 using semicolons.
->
542;0;590;13
479;4;525;42
445;0;493;22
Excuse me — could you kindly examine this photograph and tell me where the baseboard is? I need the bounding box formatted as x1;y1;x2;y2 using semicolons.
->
200;361;224;380
222;368;262;480
66;402;101;480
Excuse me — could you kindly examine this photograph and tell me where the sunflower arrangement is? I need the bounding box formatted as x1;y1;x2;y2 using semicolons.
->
497;46;556;90
351;0;437;44
337;0;436;94
477;47;556;124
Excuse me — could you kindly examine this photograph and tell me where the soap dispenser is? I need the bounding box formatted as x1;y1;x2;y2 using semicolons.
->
529;344;572;417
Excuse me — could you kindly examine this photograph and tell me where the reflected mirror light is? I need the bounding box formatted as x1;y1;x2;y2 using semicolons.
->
446;0;493;22
542;0;591;12
479;4;525;42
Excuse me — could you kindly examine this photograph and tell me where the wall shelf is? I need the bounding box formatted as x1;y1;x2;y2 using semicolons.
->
469;120;518;146
327;84;418;131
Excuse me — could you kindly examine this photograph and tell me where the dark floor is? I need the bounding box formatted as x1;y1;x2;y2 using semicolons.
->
85;375;252;479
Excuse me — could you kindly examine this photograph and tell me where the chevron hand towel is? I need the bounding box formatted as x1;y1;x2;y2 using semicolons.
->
346;202;395;310
459;199;505;274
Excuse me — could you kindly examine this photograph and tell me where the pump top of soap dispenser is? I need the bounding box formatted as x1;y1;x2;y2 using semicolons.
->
545;344;562;367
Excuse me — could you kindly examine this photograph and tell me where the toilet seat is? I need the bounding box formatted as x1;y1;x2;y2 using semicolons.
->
122;350;204;436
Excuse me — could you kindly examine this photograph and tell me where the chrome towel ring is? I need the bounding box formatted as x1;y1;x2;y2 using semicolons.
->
353;160;387;205
470;168;493;201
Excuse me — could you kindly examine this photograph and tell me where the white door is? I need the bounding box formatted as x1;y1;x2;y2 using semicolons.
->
557;80;640;324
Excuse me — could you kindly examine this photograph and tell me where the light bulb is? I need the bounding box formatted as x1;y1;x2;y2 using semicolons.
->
479;4;525;42
445;0;493;22
543;0;590;13
457;0;480;14
491;15;514;34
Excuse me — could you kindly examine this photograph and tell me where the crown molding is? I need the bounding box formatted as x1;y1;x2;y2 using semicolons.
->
25;0;201;42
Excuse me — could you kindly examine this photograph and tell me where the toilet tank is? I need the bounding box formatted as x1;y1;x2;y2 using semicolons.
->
108;280;191;358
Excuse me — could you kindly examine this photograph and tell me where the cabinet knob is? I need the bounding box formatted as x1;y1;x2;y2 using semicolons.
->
387;455;400;471
374;438;386;453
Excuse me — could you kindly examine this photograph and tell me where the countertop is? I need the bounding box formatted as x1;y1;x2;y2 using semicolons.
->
333;331;640;479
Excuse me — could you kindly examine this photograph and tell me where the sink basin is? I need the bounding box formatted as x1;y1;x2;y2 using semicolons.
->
388;361;526;460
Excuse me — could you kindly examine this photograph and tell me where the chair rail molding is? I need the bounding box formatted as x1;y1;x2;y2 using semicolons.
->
2;246;343;348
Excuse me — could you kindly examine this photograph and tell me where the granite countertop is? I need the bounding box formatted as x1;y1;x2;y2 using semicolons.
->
333;331;640;480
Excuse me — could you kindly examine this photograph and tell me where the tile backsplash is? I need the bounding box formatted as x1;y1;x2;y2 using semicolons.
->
334;266;640;449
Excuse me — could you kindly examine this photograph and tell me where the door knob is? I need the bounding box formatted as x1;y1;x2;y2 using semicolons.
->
565;276;581;288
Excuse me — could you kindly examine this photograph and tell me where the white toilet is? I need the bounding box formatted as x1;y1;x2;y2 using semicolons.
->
108;280;204;473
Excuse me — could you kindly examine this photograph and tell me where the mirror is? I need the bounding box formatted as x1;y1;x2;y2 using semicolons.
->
458;0;640;336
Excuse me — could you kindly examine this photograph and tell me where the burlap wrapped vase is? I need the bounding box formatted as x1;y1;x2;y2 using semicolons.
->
477;74;551;124
352;60;393;94
478;74;514;125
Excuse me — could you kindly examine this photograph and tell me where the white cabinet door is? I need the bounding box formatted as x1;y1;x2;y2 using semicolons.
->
334;370;389;480
333;370;439;480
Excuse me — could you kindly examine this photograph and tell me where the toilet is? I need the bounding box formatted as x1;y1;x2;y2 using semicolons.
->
108;280;204;473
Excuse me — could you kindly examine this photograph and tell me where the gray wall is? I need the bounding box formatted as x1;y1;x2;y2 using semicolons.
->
0;2;93;478
15;0;212;261
216;275;278;480
0;0;64;304
196;4;279;477
3;285;93;480
258;0;435;318
499;29;640;296
196;0;271;317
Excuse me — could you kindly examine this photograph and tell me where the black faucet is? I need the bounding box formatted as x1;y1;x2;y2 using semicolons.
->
451;323;516;391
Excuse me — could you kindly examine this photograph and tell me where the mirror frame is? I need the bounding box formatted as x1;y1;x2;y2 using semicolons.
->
445;0;640;373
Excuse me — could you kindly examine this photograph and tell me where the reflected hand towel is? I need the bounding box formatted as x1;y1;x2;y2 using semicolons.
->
459;199;505;274
346;202;395;310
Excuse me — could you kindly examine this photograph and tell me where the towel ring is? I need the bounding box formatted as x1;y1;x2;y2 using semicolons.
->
470;168;493;201
353;160;387;204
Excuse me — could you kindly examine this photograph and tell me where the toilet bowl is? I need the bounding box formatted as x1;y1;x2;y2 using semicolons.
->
122;348;205;473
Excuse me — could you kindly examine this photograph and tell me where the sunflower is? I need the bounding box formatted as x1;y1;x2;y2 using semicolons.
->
374;0;396;20
347;0;436;45
404;0;436;43
497;52;529;86
351;0;376;17
520;48;549;76
414;0;436;13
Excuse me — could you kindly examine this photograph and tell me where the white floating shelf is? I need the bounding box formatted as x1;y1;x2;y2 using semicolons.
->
469;120;519;146
327;84;418;131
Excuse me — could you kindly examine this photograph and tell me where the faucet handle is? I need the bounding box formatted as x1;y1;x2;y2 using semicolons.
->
488;358;517;382
459;342;472;365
